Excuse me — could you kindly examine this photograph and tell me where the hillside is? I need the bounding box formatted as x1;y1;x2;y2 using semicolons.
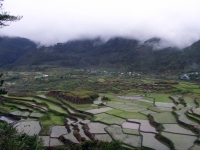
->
0;36;37;67
1;36;200;73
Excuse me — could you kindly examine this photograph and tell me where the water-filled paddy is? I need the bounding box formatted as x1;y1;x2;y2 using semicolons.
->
140;110;157;115
40;136;50;147
50;126;68;138
170;96;180;103
88;122;107;134
117;96;153;103
121;122;140;130
155;102;175;107
21;112;30;117
192;108;200;116
163;124;196;135
2;79;200;149
10;110;23;116
119;107;147;112
122;128;140;135
105;109;123;114
150;112;177;123
85;107;113;114
50;138;64;146
108;111;148;120
105;125;142;147
80;120;90;124
95;134;113;142
190;144;200;150
30;112;44;118
161;132;197;150
66;118;75;125
175;108;200;128
0;116;17;124
141;132;170;150
77;124;90;140
94;113;125;125
14;121;41;136
148;106;172;112
127;119;157;133
106;103;129;109
62;126;79;143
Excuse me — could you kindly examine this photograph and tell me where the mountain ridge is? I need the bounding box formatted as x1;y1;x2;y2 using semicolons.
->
0;36;200;73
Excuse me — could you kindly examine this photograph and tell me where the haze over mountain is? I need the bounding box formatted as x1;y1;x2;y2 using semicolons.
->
1;0;200;48
0;36;200;73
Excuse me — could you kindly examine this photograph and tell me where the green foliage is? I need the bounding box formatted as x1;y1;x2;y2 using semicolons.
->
39;110;68;126
2;37;200;73
101;96;111;101
39;125;51;136
0;121;45;150
64;90;99;100
0;73;7;95
0;0;22;27
70;140;130;150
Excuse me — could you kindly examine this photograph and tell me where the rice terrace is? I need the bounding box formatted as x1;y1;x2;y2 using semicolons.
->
1;0;200;149
1;68;200;150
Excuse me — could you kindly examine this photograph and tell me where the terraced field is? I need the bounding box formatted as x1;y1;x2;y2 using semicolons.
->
1;85;200;149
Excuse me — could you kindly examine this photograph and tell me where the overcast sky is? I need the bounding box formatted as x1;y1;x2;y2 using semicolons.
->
1;0;200;48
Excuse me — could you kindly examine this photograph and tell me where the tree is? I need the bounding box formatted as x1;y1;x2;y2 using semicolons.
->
0;73;6;95
0;122;45;150
0;0;21;94
0;0;22;28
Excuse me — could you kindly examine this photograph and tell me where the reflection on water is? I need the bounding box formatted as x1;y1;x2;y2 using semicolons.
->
0;116;16;124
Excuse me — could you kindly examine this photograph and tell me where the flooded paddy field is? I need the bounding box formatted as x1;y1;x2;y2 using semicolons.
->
94;134;113;142
1;74;200;149
163;124;196;135
105;125;142;148
141;132;170;150
150;112;177;124
161;132;197;150
88;122;107;133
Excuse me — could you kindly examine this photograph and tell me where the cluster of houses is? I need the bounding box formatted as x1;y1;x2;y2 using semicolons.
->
179;72;199;80
88;69;141;76
34;74;49;79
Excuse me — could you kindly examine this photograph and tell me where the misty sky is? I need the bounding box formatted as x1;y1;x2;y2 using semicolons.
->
1;0;200;48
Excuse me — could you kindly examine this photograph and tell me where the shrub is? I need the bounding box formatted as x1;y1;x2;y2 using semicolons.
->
0;121;45;150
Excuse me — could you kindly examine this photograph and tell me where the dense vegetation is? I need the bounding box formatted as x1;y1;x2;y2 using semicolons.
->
0;36;200;73
0;37;37;67
0;121;44;150
53;141;132;150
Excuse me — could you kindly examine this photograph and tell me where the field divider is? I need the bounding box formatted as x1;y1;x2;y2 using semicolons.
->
172;111;200;134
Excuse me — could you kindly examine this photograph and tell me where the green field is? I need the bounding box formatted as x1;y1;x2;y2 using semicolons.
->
147;93;172;102
1;68;200;149
39;112;67;126
106;109;148;120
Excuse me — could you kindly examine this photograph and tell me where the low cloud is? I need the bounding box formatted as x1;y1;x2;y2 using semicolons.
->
1;0;200;48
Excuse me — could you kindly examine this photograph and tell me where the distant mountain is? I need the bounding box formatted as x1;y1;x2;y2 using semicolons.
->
0;36;37;67
1;36;200;73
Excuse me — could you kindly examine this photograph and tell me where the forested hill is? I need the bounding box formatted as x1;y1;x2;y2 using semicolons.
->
0;36;37;67
1;36;200;73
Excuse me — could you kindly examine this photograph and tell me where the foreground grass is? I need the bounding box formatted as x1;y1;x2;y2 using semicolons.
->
0;122;45;150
